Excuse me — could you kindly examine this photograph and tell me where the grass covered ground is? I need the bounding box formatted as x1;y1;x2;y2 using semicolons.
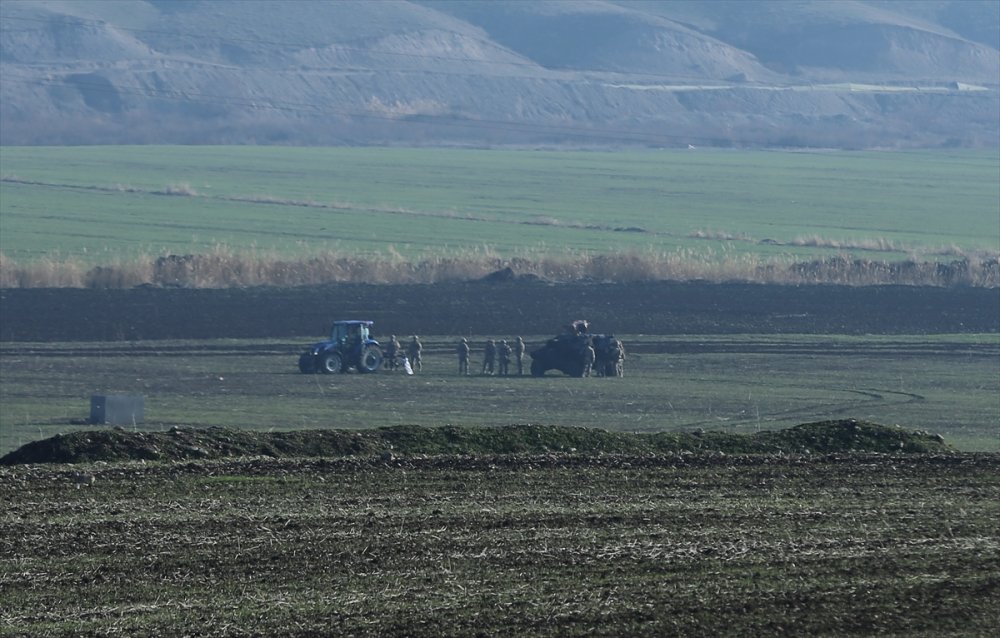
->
2;147;997;264
2;334;997;455
1;452;997;636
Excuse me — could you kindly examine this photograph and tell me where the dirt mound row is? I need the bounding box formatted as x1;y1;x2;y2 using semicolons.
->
0;420;951;465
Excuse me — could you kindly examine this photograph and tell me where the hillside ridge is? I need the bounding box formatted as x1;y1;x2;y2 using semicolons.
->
1;0;996;147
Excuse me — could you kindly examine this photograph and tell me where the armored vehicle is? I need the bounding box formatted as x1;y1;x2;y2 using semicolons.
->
529;327;620;377
298;320;384;374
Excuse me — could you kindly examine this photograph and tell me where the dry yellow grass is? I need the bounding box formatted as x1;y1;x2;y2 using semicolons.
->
0;247;997;289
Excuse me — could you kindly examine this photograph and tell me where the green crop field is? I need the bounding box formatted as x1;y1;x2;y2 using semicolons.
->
1;146;997;263
2;334;997;456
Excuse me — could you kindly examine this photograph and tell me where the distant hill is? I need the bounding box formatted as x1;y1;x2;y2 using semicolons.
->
1;0;997;147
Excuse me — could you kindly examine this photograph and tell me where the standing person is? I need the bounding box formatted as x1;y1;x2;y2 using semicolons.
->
614;339;626;377
385;335;400;370
407;335;423;372
513;336;526;376
583;341;596;377
482;339;496;375
457;337;471;375
600;336;614;377
497;339;512;376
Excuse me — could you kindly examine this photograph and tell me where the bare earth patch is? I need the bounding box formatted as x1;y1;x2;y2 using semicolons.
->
1;421;951;465
1;448;996;637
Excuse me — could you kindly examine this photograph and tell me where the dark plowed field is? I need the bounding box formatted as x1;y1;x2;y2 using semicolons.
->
3;453;998;637
2;281;997;341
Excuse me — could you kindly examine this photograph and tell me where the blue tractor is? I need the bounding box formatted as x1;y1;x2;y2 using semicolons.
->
298;320;384;374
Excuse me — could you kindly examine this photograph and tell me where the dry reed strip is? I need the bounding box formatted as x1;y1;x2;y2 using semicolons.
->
0;249;996;288
1;249;997;289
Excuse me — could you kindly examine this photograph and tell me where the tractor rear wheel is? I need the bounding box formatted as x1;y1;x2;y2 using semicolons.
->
358;345;383;373
319;352;343;374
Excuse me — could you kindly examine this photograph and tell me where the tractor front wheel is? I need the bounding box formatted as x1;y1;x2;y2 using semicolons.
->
319;352;344;374
298;353;318;374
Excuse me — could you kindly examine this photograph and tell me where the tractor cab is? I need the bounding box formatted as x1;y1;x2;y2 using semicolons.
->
331;320;372;346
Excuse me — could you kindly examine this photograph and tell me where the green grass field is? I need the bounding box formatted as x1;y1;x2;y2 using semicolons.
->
1;147;997;263
2;334;997;455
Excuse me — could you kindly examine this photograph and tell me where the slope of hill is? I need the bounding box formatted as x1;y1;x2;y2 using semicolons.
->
632;0;1000;81
0;0;996;147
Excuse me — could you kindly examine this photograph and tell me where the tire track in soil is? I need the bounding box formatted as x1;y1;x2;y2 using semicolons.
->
674;387;926;430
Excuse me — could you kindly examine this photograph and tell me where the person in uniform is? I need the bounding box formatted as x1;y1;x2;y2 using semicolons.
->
513;336;526;375
457;337;471;375
614;339;625;377
497;339;512;376
482;339;496;375
566;319;589;335
385;335;400;370
582;341;596;377
407;335;423;372
598;335;614;377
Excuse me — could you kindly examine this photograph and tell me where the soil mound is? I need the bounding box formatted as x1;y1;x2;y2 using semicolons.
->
0;420;951;465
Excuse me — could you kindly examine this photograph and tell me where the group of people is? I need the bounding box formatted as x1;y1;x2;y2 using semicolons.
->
457;336;527;376
382;333;624;377
382;335;422;372
583;336;625;377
